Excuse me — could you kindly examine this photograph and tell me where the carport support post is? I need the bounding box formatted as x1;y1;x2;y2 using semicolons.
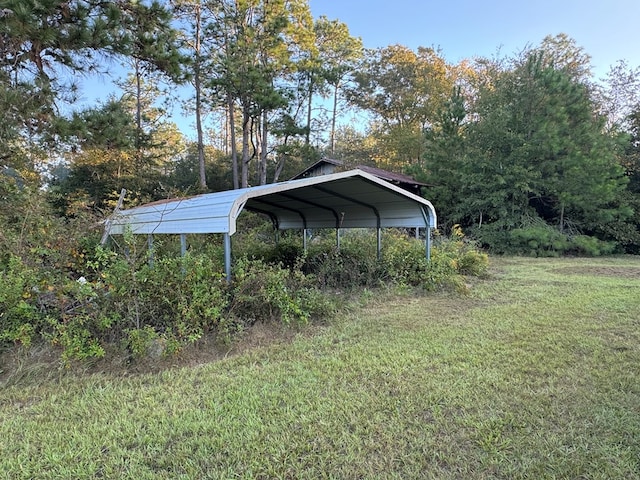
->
303;228;308;253
377;227;382;260
180;233;187;256
179;234;188;275
147;234;154;267
425;227;432;260
223;233;232;283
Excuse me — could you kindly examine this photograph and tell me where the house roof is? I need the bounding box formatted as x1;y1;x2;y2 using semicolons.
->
354;165;429;186
104;169;437;237
291;158;429;187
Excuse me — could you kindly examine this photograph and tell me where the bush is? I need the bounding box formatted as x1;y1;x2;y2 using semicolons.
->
474;218;619;257
229;257;330;327
0;255;44;348
96;243;230;352
304;231;384;289
0;184;489;363
382;226;489;291
567;235;617;256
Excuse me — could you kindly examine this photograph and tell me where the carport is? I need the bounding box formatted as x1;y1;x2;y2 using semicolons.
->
102;169;437;281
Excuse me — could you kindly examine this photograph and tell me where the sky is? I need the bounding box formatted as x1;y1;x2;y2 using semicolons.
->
76;0;640;137
308;0;640;79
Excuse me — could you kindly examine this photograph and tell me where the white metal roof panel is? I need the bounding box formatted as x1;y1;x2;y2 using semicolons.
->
104;169;437;236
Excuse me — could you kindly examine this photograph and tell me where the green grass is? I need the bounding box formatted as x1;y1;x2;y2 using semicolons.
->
1;256;640;479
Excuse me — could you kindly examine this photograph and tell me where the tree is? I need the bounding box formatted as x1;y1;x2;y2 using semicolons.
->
601;60;640;129
172;0;213;191
167;142;232;193
462;50;628;248
411;86;468;232
0;0;136;174
306;16;362;153
534;33;593;82
115;0;184;173
207;0;315;187
55;84;184;214
53;99;138;212
344;45;455;167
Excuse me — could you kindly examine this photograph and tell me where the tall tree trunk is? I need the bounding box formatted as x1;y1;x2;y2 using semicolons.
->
305;75;313;146
259;110;269;185
330;81;339;156
228;94;239;189
241;109;251;188
273;157;285;183
194;1;207;191
135;57;143;168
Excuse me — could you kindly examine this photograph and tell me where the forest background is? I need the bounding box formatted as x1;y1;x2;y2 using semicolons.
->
2;0;640;358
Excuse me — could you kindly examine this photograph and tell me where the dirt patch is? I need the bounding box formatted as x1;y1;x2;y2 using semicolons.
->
552;266;640;279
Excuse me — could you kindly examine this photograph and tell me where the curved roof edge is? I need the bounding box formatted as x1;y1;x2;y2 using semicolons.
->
104;169;437;237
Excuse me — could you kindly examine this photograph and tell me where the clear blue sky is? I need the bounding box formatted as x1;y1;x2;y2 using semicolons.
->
76;0;640;137
309;0;640;78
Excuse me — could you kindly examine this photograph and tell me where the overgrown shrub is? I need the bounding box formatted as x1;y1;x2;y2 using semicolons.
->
95;243;230;353
473;218;618;257
382;226;489;291
1;190;488;363
566;235;617;256
0;255;44;347
304;231;384;289
229;257;332;327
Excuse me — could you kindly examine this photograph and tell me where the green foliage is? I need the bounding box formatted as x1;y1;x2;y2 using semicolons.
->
304;231;384;289
381;233;430;286
0;255;43;347
475;219;617;257
2;155;487;365
382;226;489;291
345;45;455;165
125;325;161;359
229;257;319;326
97;243;230;347
413;44;636;254
506;224;570;257
567;235;617;256
48;314;105;365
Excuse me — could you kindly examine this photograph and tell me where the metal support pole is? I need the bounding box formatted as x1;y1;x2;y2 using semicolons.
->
147;234;154;267
425;227;432;261
303;228;308;253
376;228;382;260
336;228;341;250
223;233;232;283
180;233;187;257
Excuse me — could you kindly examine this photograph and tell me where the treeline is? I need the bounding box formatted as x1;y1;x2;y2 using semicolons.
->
2;1;639;254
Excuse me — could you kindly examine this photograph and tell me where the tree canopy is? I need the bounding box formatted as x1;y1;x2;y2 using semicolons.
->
0;2;639;254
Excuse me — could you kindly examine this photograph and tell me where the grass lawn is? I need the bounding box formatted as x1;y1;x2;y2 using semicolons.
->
1;256;639;479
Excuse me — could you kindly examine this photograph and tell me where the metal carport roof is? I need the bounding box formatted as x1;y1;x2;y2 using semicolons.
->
103;169;437;280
